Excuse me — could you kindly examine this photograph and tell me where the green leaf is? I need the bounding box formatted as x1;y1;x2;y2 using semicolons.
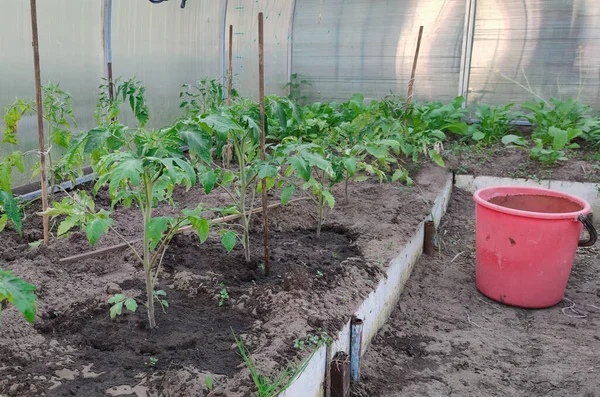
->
0;190;22;234
190;217;210;243
201;114;241;136
472;130;485;141
342;157;357;176
52;127;71;148
391;168;408;183
57;216;79;237
221;170;235;187
281;185;295;206
501;134;527;146
0;214;7;232
322;190;335;209
108;158;143;194
146;217;173;251
107;294;125;304
220;231;237;252
428;150;445;167
0;269;37;323
257;163;278;179
180;126;213;163
257;177;275;193
28;240;43;249
549;127;568;150
109;301;123;319
124;298;138;313
198;168;218;194
85;218;113;246
83;126;109;154
365;144;389;159
429;130;446;140
288;155;310;181
303;152;332;173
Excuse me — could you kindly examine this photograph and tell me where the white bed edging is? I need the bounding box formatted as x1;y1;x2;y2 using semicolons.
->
280;174;454;397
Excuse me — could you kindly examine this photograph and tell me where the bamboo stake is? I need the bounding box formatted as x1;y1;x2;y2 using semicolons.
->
58;197;310;264
258;12;271;276
30;0;49;245
404;26;424;128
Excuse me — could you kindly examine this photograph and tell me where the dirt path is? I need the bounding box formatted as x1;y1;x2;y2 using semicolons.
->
352;188;600;397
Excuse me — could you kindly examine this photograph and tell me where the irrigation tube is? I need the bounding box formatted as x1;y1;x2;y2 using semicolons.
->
18;174;96;202
349;318;363;381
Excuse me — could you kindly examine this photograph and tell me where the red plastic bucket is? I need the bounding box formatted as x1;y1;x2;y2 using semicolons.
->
473;186;597;308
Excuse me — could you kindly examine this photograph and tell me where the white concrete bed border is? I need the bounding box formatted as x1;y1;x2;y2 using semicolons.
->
279;174;454;397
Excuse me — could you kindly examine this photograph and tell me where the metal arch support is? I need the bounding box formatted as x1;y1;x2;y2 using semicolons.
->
287;0;298;92
102;0;113;77
221;0;229;89
458;0;477;107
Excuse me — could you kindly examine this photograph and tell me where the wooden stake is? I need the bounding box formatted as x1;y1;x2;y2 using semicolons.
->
58;197;310;264
258;12;271;276
404;26;424;128
228;24;233;106
30;0;49;245
424;220;435;255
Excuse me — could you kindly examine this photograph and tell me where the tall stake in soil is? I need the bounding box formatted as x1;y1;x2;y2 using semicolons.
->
30;0;49;245
258;12;271;276
404;25;424;128
142;172;157;329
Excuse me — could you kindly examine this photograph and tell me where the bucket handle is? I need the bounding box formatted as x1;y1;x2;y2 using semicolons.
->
578;214;598;247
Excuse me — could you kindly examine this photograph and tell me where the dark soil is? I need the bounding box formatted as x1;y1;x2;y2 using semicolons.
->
0;165;448;396
447;144;600;183
352;188;600;397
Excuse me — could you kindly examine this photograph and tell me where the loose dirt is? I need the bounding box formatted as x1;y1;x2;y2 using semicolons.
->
352;188;600;397
447;144;600;183
0;165;449;396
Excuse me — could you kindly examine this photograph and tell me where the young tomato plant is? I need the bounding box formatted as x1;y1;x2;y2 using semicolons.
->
276;140;334;238
180;78;236;117
180;105;278;264
43;125;211;329
0;269;37;326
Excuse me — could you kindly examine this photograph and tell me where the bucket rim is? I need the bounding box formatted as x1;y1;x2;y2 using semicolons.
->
473;185;591;220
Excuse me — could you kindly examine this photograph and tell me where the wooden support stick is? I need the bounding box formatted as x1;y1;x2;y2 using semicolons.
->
404;26;424;128
59;197;310;264
30;0;49;245
258;12;271;276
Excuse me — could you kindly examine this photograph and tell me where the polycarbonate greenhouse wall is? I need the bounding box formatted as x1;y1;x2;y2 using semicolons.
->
2;0;600;188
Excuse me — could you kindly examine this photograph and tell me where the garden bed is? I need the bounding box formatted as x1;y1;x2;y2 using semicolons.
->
352;188;600;397
0;165;448;397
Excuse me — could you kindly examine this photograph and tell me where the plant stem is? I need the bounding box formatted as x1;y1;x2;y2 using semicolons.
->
344;171;349;204
142;172;156;329
317;170;326;239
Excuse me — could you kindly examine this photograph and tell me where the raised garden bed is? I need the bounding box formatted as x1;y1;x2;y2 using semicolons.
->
0;165;449;397
352;188;600;397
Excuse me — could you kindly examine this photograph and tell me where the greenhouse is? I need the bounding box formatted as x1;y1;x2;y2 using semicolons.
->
1;0;599;396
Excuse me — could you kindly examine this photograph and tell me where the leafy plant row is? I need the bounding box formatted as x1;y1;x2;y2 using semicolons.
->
2;78;600;330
